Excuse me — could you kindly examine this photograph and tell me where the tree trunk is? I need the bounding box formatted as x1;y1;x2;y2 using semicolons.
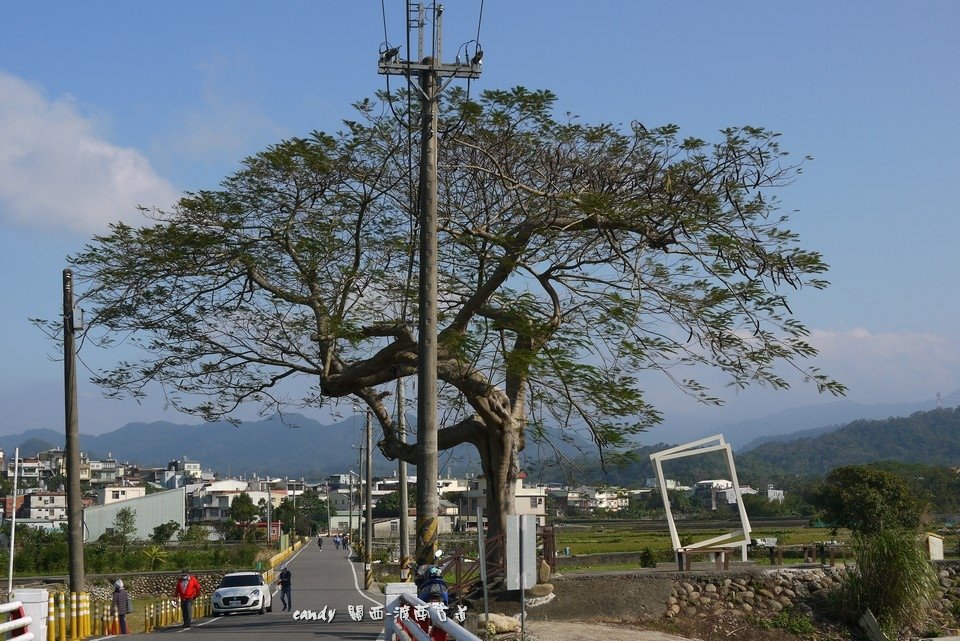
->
476;421;519;563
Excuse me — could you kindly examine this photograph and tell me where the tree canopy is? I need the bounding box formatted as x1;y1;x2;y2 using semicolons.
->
61;87;842;539
811;464;925;535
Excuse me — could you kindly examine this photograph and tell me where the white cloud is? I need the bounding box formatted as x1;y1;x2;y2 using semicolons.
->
0;70;179;234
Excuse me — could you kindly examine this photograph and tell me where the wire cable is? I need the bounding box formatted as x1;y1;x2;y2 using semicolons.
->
381;0;390;43
476;0;484;45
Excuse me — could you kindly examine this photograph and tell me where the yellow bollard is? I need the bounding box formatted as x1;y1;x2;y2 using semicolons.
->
102;603;109;637
47;594;55;641
57;593;66;641
80;593;87;638
69;592;77;641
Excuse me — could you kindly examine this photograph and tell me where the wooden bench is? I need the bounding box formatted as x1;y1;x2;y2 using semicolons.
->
678;547;736;571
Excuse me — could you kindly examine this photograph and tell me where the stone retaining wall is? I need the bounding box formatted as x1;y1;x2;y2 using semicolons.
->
85;571;228;601
665;567;844;618
528;561;960;627
34;571;229;601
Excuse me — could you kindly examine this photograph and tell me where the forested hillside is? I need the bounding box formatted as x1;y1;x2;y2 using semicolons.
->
738;406;960;478
532;407;960;491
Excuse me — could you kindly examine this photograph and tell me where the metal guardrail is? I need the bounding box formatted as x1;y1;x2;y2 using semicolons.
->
384;592;481;641
0;600;34;641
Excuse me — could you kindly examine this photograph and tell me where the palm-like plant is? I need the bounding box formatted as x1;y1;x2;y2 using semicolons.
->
143;545;169;571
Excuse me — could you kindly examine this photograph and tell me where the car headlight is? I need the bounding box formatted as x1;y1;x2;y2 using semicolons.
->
214;591;221;600
250;589;260;597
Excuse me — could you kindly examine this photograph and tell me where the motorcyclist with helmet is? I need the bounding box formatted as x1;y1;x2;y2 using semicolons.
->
414;552;450;641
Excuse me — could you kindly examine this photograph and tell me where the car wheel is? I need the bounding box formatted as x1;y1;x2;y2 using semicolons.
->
267;604;273;612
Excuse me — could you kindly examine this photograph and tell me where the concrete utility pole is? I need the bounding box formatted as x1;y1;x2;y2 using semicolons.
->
325;480;331;535
397;381;410;569
379;1;482;568
364;410;374;589
266;485;273;544
63;269;85;592
348;472;355;551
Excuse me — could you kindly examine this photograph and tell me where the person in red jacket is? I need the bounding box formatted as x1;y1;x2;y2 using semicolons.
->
173;569;201;628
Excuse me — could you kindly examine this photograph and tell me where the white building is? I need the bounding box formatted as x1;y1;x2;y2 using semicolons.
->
693;479;734;510
19;491;67;521
463;475;547;528
84;488;186;542
186;479;250;522
766;484;785;503
97;485;147;505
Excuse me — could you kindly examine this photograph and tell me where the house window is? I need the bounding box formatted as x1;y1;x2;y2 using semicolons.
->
112;491;120;500
529;498;539;508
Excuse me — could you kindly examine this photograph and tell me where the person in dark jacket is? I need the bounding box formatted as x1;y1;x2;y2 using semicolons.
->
277;564;293;611
111;579;130;634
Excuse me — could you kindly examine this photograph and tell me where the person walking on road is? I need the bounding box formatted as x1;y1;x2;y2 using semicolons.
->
277;564;293;611
174;569;201;629
334;534;341;550
317;534;323;550
111;579;131;634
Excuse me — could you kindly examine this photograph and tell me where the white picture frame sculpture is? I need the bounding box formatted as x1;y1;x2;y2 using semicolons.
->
649;434;752;565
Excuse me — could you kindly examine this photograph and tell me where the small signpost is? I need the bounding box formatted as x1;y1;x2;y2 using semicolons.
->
505;514;536;590
858;608;890;641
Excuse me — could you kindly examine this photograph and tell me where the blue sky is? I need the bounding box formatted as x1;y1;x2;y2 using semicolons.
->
1;2;958;437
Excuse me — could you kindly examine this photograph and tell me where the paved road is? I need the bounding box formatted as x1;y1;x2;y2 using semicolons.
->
100;539;386;641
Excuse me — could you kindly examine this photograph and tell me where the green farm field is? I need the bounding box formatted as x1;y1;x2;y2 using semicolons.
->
554;522;960;570
554;523;850;556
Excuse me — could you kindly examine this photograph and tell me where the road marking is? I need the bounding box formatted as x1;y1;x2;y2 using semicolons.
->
345;545;383;607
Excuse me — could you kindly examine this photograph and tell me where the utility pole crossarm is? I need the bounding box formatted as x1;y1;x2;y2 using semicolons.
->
378;60;481;80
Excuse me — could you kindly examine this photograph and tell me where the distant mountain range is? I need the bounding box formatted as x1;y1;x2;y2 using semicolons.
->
0;414;428;479
706;390;960;451
0;414;588;480
3;393;958;483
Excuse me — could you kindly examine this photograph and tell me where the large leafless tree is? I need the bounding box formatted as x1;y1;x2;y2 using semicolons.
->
58;88;844;543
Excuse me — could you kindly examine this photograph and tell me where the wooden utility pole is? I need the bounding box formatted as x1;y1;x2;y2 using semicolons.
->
63;269;85;592
379;1;482;568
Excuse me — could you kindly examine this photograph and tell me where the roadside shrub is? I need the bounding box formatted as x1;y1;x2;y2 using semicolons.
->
951;600;960;621
747;610;814;635
639;547;656;567
828;528;938;633
230;544;258;567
